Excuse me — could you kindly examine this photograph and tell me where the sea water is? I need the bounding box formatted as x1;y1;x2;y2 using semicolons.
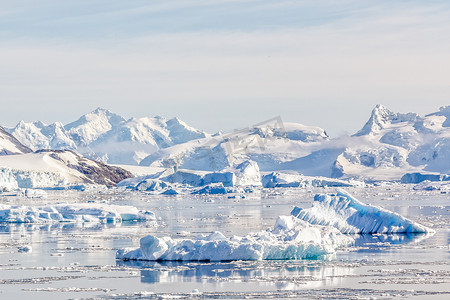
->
0;185;449;299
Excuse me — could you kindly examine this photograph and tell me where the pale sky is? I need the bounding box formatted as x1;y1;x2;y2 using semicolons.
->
0;0;449;136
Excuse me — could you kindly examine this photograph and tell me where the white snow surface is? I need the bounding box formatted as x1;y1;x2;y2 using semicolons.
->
0;127;31;155
7;121;75;151
0;151;131;189
0;203;156;224
291;189;433;234
139;122;328;172
116;215;352;261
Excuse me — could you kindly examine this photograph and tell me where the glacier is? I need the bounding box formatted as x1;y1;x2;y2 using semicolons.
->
0;203;156;224
291;189;433;234
0;167;68;191
116;215;353;262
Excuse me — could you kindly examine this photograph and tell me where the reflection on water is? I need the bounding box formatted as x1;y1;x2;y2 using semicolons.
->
0;220;148;233
353;232;434;248
117;259;355;289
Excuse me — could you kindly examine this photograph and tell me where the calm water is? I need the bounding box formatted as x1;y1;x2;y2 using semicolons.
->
0;185;449;299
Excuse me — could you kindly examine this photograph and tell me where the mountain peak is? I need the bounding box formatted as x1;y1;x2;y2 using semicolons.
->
92;107;112;115
16;120;29;127
167;117;184;126
371;104;395;121
33;120;47;128
87;107;125;123
66;108;125;130
64;108;126;145
354;104;395;136
355;104;419;136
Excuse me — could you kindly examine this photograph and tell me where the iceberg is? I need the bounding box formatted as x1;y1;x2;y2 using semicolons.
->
116;215;353;262
401;172;450;184
261;172;360;188
291;189;433;234
0;203;156;224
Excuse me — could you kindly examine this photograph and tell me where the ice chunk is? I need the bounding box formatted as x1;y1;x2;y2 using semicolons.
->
116;216;353;261
18;245;32;253
192;183;228;194
161;188;179;195
24;188;48;198
233;160;262;187
136;179;168;191
291;189;433;234
0;203;156;224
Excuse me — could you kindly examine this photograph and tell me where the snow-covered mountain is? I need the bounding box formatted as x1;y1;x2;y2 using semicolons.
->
139;105;450;181
6;108;208;165
9;120;76;151
0;126;32;155
139;121;329;171
0;150;133;190
3;105;448;183
65;108;126;146
334;104;450;179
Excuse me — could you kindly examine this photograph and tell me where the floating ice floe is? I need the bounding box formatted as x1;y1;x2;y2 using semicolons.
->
0;203;156;224
17;245;32;253
412;180;450;191
291;189;433;234
116;215;353;262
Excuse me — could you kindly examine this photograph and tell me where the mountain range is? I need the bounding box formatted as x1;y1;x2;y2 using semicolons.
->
5;108;207;165
1;105;449;182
